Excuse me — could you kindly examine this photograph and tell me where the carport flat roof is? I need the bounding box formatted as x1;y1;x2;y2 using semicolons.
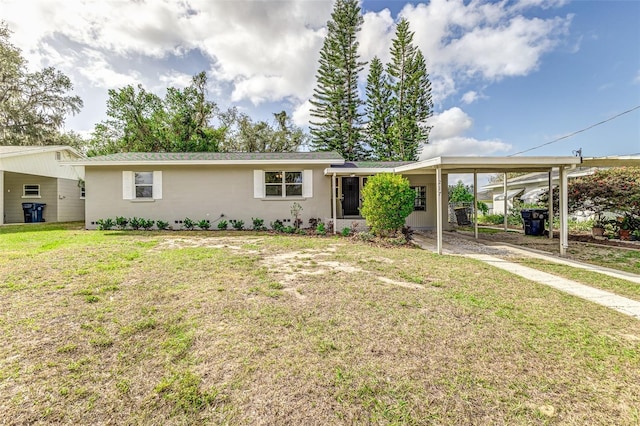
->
325;156;583;176
394;156;583;174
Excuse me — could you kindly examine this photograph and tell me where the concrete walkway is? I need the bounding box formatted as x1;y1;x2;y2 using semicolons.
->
413;233;640;320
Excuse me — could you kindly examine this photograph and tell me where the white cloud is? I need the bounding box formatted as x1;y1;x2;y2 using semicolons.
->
1;0;571;130
421;107;511;158
292;100;313;128
427;107;473;140
461;91;479;104
76;49;142;89
634;70;640;84
421;137;512;158
399;0;571;100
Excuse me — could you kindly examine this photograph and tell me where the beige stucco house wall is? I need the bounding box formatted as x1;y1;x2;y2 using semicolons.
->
0;146;85;224
78;152;447;231
84;164;332;229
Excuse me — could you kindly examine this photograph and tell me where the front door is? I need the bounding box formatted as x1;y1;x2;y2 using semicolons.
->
342;177;360;216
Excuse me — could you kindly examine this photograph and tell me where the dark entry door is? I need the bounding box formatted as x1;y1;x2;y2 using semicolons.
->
342;177;360;216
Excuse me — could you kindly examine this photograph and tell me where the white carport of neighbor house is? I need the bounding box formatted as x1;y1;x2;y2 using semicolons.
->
330;156;585;256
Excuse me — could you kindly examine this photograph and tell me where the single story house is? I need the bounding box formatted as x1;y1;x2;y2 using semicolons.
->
70;151;595;255
0;145;85;224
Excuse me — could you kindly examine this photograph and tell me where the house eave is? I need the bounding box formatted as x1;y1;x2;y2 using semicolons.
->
323;167;395;175
394;156;582;174
66;159;345;167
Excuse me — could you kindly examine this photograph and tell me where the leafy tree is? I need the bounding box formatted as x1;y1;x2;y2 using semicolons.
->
218;108;306;153
449;180;489;215
364;56;393;160
87;72;223;155
310;0;366;161
360;173;415;236
570;168;640;216
0;22;83;146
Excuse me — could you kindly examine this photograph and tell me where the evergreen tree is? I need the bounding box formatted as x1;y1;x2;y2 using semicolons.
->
309;0;366;161
384;18;433;161
364;56;393;160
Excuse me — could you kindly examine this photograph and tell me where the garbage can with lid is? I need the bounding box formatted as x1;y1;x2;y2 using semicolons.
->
21;203;34;223
454;207;471;225
521;208;547;236
33;203;46;222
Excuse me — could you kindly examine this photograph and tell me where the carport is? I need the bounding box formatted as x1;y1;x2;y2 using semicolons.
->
394;156;584;256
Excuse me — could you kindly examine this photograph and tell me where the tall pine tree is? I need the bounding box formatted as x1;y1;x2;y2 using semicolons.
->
364;56;393;160
310;0;366;161
366;18;433;161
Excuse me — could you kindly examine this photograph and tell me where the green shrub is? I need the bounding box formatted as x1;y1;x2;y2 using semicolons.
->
356;231;375;242
96;218;115;230
197;220;211;230
271;220;285;232
156;220;169;230
217;220;228;230
283;225;295;234
252;217;266;231
480;214;504;225
129;217;143;230
360;173;415;236
183;218;196;230
115;216;128;230
316;222;326;235
141;218;155;230
230;219;244;230
341;227;351;237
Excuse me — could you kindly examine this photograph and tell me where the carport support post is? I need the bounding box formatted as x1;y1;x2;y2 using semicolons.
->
503;173;508;231
332;173;337;235
473;170;478;239
559;166;569;256
0;171;4;225
436;167;443;255
548;170;554;239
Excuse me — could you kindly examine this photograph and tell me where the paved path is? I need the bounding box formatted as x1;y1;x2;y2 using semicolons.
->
413;232;640;320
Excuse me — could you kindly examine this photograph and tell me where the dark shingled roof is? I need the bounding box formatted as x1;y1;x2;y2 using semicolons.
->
84;151;344;162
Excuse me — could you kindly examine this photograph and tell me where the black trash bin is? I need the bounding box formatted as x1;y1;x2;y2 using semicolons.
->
521;208;547;236
454;207;471;225
21;203;46;223
21;203;34;223
33;203;46;222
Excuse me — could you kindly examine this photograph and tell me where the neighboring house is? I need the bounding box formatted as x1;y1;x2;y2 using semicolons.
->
483;167;597;215
0;145;85;225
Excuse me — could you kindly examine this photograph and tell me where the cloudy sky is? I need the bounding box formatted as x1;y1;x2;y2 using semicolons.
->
2;0;639;159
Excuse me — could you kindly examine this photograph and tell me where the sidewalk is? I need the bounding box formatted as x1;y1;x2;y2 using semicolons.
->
413;232;640;320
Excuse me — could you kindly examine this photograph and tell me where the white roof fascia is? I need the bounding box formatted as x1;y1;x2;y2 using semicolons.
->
395;156;582;173
323;167;395;175
66;159;344;167
0;145;84;159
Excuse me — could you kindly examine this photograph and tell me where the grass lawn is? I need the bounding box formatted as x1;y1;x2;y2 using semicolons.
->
512;257;640;303
1;223;639;424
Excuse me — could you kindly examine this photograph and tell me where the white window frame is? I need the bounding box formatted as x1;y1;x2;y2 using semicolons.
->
123;171;162;200
254;169;312;199
135;172;153;199
22;184;41;198
411;186;426;211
